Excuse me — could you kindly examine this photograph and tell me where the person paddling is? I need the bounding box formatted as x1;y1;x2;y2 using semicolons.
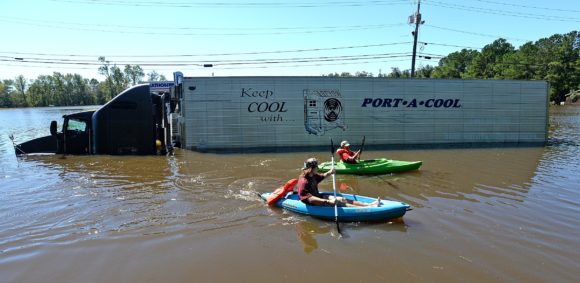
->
297;157;379;207
336;141;361;164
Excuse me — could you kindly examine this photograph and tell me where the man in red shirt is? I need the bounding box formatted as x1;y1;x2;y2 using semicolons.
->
336;141;360;164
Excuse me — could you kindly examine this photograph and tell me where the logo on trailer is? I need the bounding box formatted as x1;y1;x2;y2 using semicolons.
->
324;98;342;122
303;89;346;135
150;81;175;93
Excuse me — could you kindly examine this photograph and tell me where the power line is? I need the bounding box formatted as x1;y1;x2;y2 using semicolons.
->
0;42;412;58
471;0;580;13
216;58;421;71
2;16;403;32
0;52;433;67
427;0;580;22
0;17;406;36
421;42;483;50
424;24;532;42
218;54;416;66
1;63;97;71
3;57;435;76
48;0;413;8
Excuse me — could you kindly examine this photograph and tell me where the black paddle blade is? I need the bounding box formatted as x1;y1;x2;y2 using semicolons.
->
359;136;366;159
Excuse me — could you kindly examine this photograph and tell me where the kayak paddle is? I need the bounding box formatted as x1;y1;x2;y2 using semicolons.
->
330;139;341;235
358;135;365;161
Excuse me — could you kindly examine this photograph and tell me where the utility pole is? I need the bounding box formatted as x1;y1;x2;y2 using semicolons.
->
411;0;423;78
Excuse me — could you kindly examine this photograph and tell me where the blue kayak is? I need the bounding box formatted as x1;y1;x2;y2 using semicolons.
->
260;192;410;222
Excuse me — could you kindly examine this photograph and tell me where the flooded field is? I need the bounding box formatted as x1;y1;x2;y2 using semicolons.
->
0;106;578;282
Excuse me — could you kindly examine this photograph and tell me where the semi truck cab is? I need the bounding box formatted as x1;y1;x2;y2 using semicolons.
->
14;84;174;156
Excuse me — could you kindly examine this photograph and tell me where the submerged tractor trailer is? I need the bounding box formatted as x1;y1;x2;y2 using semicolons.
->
14;84;175;155
14;74;549;155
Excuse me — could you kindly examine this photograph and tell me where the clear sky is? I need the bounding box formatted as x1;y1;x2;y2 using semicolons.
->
0;0;578;81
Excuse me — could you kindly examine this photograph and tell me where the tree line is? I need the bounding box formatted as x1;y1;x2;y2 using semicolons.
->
328;31;578;103
1;31;578;107
0;56;167;108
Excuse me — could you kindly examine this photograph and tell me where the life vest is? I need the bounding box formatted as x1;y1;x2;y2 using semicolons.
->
336;148;348;156
337;148;357;163
336;148;352;161
266;178;299;206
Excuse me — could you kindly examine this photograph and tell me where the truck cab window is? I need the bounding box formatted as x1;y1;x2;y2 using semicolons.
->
67;119;87;132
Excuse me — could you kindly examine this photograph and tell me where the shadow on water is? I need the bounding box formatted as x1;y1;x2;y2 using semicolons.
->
264;203;409;254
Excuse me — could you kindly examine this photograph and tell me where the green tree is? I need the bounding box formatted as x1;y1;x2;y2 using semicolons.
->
387;67;411;78
497;42;538;80
323;72;353;77
89;78;106;104
0;79;14;107
147;70;161;81
465;38;515;79
355;71;373;77
110;66;129;95
537;31;579;102
98;82;111;104
124;65;145;85
70;74;93;105
387;67;402;78
0;78;29;107
27;76;50;106
23;73;97;107
98;57;128;100
98;56;115;101
416;65;435;78
432;49;479;78
14;75;28;106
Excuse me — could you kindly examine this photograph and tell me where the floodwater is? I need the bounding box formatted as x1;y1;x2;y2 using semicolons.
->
0;106;578;283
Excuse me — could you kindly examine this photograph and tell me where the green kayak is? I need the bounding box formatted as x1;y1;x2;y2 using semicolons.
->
318;158;422;175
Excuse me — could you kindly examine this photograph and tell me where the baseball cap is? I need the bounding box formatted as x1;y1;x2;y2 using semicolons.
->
302;158;318;169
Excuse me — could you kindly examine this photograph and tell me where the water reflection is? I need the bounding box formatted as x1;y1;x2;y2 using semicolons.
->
294;218;409;254
265;201;410;254
295;220;332;253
